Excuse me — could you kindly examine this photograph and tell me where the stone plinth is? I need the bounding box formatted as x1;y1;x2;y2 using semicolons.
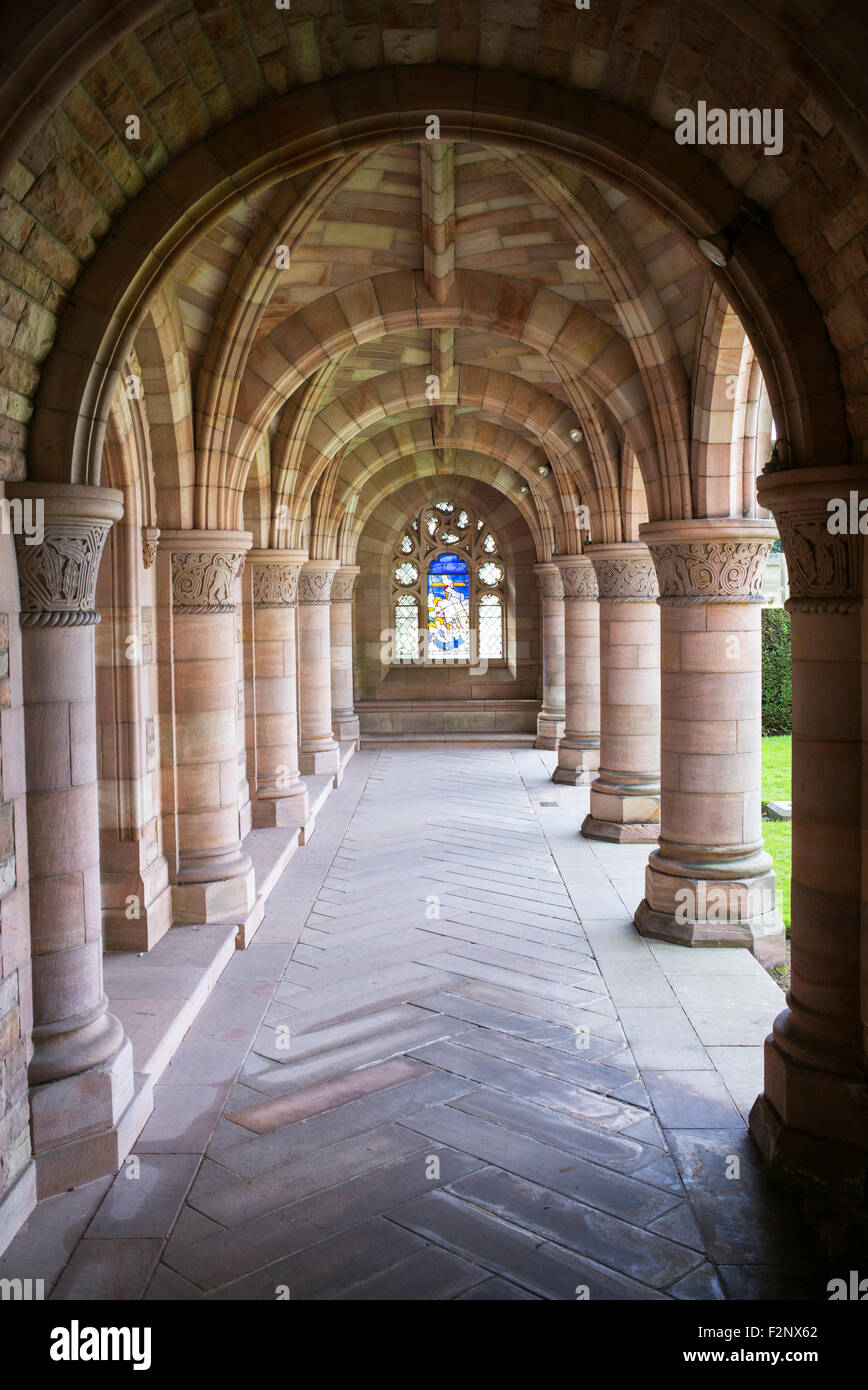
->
582;543;660;842
553;556;600;785
298;560;340;775
746;466;868;1202
634;520;784;967
533;562;565;749
243;549;309;831
158;531;255;925
7;481;137;1193
330;566;360;744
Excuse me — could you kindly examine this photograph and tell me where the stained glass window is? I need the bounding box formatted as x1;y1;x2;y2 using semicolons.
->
390;501;506;665
427;552;471;658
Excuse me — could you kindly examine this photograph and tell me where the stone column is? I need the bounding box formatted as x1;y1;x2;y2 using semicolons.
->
7;482;138;1197
533;562;565;749
159;531;255;925
330;565;360;744
298;559;340;775
553;556;600;785
634;520;784;966
243;549;309;830
582;543;660;842
748;466;868;1201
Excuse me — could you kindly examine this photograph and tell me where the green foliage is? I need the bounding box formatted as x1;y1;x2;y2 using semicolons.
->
761;607;791;735
761;736;792;933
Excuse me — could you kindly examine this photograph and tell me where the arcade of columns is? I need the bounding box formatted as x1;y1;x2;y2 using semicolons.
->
0;0;867;1250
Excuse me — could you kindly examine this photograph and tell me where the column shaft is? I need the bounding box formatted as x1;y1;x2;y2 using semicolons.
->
8;482;138;1197
582;543;660;842
553;556;600;785
159;532;255;925
534;562;565;749
243;549;309;831
298;560;340;775
330;566;360;744
634;521;784;966
748;467;868;1200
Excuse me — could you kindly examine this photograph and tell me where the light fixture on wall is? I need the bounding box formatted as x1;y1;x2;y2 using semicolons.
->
519;484;529;495
569;428;583;443
696;199;768;268
538;465;549;476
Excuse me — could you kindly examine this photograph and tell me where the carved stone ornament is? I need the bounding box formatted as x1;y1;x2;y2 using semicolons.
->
777;506;862;613
298;567;336;604
559;563;598;600
648;539;771;604
330;570;359;603
141;527;159;570
16;521;112;626
172;551;246;613
251;561;301;608
590;555;659;602
534;565;564;601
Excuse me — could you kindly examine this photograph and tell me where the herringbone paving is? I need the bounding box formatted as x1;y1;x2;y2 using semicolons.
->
2;749;848;1300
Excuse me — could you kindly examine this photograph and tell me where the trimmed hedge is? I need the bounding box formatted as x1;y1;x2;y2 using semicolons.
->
761;607;792;735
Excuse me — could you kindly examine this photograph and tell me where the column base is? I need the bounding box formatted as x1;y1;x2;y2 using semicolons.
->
172;864;256;926
634;898;786;969
581;813;659;844
29;1035;136;1157
634;861;785;968
582;778;659;842
749;1086;868;1209
535;713;564;750
332;712;360;742
33;1067;153;1201
104;881;173;954
299;744;340;775
553;741;599;785
252;784;309;830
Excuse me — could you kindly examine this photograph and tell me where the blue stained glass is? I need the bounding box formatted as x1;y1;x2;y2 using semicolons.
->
427;552;470;654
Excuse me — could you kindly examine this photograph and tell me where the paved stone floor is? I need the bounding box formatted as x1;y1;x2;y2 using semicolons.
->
1;750;858;1300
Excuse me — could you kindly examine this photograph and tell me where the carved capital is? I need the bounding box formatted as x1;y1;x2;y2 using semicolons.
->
555;556;598;600
331;566;360;603
171;551;247;613
251;560;303;608
141;527;159;570
7;483;123;628
533;562;564;602
641;523;775;605
586;544;658;602
298;561;338;605
756;468;865;614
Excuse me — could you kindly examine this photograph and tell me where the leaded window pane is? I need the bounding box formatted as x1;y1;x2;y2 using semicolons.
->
478;594;503;659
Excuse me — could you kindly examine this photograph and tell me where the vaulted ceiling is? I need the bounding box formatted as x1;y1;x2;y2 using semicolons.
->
1;0;864;560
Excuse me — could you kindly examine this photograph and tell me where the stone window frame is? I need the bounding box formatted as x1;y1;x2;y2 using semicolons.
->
389;500;508;667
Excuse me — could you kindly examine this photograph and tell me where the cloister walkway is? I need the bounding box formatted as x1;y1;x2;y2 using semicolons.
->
0;750;848;1300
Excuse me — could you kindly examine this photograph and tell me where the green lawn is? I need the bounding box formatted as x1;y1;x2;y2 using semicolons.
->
762;735;791;931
